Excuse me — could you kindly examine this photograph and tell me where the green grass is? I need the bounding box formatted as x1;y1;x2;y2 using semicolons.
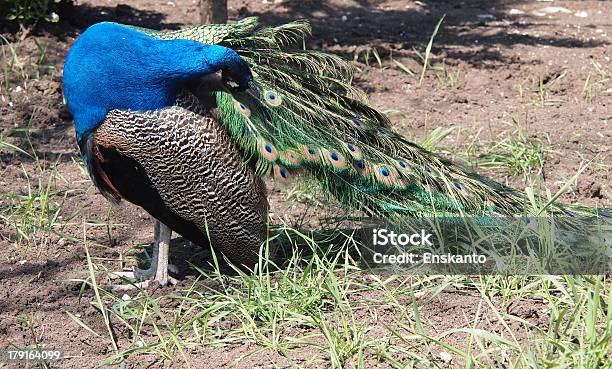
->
435;64;461;88
353;46;383;68
391;57;415;77
590;60;611;88
0;152;80;256
0;38;74;255
284;179;324;208
0;132;33;158
419;15;446;86
476;117;547;179
419;126;457;154
11;313;55;369
3;0;61;23
581;61;611;104
388;15;454;88
72;237;610;368
531;72;566;107
583;74;593;103
1;34;57;103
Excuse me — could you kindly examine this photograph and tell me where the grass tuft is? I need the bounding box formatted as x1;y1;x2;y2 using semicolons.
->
419;14;446;86
476;117;546;179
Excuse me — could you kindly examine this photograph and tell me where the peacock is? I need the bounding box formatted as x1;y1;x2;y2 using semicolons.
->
63;17;609;287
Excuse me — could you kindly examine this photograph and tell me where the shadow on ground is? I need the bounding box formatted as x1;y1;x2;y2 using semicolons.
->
234;0;608;67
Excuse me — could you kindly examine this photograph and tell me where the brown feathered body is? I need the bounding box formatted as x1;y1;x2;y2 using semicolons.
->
88;91;268;267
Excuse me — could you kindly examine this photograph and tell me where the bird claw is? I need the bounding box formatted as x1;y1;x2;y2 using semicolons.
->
111;276;179;291
109;221;176;291
108;265;178;291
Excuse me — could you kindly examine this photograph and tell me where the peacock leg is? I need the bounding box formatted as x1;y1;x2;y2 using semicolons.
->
111;220;178;289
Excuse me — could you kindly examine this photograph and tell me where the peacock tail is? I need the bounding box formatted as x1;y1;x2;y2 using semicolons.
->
127;18;610;221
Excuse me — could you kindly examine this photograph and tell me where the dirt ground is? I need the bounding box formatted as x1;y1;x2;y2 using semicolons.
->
0;0;610;368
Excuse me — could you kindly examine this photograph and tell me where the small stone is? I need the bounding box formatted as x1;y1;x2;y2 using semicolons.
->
414;291;428;300
341;15;347;22
509;9;525;15
538;6;571;14
121;294;131;301
574;11;588;18
477;14;495;20
439;351;453;363
57;238;66;247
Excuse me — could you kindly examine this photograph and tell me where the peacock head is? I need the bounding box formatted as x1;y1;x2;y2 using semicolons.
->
63;22;252;146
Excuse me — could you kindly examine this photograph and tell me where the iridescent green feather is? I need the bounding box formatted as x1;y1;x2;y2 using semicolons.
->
129;17;609;221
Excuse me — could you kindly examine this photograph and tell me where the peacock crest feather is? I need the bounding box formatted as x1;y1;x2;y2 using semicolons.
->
129;17;609;221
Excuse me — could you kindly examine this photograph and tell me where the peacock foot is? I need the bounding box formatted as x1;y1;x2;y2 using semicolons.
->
110;264;178;290
109;220;178;290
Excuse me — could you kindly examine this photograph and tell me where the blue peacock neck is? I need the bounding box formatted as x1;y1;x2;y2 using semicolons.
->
63;22;250;146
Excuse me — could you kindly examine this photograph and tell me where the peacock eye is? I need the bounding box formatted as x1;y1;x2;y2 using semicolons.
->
308;148;316;155
355;160;365;169
329;152;340;161
259;140;278;161
351;118;362;126
347;144;356;152
264;90;282;106
453;181;462;190
398;160;406;168
380;167;390;177
235;101;251;117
